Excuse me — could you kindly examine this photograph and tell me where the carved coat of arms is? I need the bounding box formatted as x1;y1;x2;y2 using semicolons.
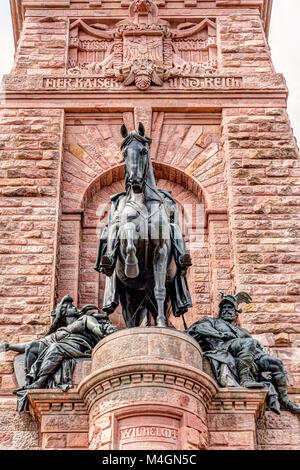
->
68;0;217;90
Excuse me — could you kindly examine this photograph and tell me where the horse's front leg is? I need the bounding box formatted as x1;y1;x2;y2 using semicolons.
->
153;243;168;328
120;222;139;279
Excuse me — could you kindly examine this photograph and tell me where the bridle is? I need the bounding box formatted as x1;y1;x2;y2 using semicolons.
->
121;134;150;194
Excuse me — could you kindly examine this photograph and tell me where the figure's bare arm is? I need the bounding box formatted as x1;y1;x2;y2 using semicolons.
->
0;342;30;353
86;316;105;339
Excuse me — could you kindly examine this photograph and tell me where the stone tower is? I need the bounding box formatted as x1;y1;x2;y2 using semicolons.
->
0;0;299;450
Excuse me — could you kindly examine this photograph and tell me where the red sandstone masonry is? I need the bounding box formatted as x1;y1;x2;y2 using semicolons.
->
0;0;299;450
218;13;274;74
0;396;41;450
13;17;68;76
0;108;64;388
223;106;300;386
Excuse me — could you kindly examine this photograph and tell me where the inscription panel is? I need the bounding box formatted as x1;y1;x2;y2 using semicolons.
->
43;76;243;91
117;415;180;450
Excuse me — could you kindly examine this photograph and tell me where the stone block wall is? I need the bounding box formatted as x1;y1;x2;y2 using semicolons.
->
223;107;300;386
0;0;299;450
13;17;68;76
218;13;273;73
0;108;64;367
0;396;41;449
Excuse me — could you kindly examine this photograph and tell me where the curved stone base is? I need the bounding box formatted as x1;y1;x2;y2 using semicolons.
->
25;328;268;450
78;328;218;450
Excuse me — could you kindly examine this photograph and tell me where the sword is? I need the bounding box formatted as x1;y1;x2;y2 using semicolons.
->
182;314;188;330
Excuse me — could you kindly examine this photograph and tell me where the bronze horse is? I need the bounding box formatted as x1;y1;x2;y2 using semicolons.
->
95;123;192;328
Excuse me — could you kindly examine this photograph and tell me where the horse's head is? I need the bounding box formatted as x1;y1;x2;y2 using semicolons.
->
120;122;152;194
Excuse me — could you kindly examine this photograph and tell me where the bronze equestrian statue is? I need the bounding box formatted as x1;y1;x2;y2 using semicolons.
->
95;122;192;328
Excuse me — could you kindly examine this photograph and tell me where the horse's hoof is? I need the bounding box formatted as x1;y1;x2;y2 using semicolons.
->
156;320;167;328
125;264;139;278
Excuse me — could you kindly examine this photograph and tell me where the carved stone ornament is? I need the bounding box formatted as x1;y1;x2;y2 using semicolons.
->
67;0;218;90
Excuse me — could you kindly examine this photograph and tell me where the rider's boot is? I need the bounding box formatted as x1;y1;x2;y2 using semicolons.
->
178;251;192;276
100;223;119;276
272;371;300;414
100;253;116;277
170;225;192;275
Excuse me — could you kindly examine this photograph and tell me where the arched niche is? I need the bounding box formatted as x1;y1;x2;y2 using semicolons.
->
58;162;232;330
78;165;210;330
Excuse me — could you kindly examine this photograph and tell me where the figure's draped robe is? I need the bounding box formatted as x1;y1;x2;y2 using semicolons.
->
16;317;113;412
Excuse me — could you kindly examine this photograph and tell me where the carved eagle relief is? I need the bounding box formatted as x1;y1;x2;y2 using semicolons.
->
123;36;163;63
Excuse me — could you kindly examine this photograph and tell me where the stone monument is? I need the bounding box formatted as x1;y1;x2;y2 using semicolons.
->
0;0;299;450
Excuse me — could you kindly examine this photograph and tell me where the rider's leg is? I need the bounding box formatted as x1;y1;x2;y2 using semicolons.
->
229;338;264;388
100;222;119;276
255;355;300;414
170;224;192;274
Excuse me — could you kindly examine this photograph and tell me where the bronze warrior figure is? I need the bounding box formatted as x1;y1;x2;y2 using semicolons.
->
186;291;300;415
0;295;117;412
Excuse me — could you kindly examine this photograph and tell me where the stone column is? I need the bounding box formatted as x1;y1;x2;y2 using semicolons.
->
78;328;218;450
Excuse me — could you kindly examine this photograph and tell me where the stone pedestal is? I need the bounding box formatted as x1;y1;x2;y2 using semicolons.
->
27;329;269;450
78;328;218;450
28;389;89;450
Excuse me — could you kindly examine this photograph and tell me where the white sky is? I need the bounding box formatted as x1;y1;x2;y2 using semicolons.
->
0;0;299;144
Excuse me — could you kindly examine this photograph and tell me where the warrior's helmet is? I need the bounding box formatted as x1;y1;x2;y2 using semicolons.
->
217;291;252;317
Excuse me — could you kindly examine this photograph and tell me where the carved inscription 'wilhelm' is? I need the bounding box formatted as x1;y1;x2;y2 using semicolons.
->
119;425;179;449
120;426;178;440
67;0;218;90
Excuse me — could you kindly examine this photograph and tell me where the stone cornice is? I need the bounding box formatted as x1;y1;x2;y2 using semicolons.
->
209;388;268;415
1;72;287;96
78;361;219;411
27;389;87;421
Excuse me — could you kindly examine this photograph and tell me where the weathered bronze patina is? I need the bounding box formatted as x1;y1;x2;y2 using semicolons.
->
186;291;300;415
0;295;117;412
95;122;192;328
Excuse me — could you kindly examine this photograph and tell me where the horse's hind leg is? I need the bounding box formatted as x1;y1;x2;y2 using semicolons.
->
121;289;148;328
153;243;168;328
137;305;150;328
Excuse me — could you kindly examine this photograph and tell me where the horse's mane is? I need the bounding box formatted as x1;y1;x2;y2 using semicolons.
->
121;131;152;150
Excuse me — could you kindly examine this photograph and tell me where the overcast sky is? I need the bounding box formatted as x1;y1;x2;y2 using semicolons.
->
0;0;300;144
